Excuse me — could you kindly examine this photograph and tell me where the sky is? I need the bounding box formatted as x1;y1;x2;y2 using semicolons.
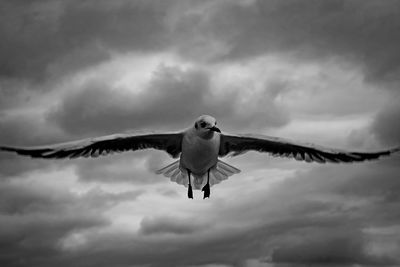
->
1;0;400;266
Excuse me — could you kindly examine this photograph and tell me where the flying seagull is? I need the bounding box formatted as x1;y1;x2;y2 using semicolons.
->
1;115;398;199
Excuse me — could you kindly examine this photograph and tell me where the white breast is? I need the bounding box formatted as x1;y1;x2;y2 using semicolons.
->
180;129;220;175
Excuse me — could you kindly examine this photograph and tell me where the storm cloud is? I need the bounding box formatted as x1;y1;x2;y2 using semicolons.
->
1;0;400;267
47;64;289;135
0;0;169;81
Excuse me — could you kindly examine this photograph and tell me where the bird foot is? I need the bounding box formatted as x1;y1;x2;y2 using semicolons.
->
202;183;210;199
188;184;193;199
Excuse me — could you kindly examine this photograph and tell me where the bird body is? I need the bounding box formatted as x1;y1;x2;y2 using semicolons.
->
1;114;399;199
180;126;220;176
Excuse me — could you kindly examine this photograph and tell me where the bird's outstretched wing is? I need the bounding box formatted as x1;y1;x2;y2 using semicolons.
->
219;133;399;163
0;132;183;159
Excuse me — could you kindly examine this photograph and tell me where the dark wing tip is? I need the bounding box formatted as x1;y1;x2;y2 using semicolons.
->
0;146;12;152
390;147;400;154
0;132;184;159
0;145;52;158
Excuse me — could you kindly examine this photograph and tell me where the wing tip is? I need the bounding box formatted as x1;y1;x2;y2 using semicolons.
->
390;147;400;154
0;145;16;151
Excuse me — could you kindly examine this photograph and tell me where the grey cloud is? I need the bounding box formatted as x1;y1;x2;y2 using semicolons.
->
371;100;400;146
57;224;271;267
0;180;139;216
47;65;289;136
198;162;400;266
0;114;66;146
74;150;171;184
263;165;400;265
74;152;166;184
0;0;170;81
0;179;146;267
3;0;400;89
2;161;399;267
178;0;400;86
61;163;400;266
0;113;69;177
270;228;374;265
268;163;400;227
157;188;180;198
80;187;144;209
139;215;209;235
1;1;400;266
0;181;110;267
0;154;61;178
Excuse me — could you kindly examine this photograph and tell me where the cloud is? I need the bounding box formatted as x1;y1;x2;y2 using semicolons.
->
2;0;400;89
64;162;400;267
270;227;380;265
74;151;168;184
371;99;400;146
263;163;400;265
0;178;146;267
0;0;170;81
47;64;289;136
0;180;109;267
0;113;65;146
1;160;399;266
172;0;400;87
139;215;209;235
0;112;69;177
1;1;400;266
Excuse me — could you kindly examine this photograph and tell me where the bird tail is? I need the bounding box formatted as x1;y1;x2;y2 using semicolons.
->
156;159;241;188
209;159;241;186
156;160;187;186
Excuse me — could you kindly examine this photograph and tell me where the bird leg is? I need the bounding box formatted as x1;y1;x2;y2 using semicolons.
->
202;169;211;199
187;169;193;199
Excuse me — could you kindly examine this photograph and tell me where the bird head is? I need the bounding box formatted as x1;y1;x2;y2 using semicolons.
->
194;115;220;134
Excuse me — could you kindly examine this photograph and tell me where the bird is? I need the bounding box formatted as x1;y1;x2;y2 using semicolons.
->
1;115;399;199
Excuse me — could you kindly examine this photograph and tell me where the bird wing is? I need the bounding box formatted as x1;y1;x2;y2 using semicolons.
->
219;133;399;163
0;132;183;159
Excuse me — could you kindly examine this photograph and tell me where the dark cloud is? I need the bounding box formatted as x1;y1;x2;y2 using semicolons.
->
0;180;140;218
47;65;289;136
263;163;400;265
1;161;399;267
0;155;61;181
139;215;209;235
371;100;400;146
74;151;168;184
0;113;66;146
0;181;109;267
63;163;400;266
270;228;374;265
190;162;400;266
2;0;400;89
79;187;144;209
1;1;400;266
0;179;146;267
157;187;180;198
180;0;400;86
0;112;69;177
0;0;170;81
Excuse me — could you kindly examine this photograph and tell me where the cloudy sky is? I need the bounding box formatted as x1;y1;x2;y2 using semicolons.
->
1;0;400;266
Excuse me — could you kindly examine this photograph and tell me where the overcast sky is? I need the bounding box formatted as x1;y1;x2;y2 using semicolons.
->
1;0;400;266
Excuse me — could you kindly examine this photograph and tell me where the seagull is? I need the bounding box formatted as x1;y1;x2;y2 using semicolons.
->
1;115;398;199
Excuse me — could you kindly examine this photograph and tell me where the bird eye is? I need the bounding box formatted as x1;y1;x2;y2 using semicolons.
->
200;122;207;128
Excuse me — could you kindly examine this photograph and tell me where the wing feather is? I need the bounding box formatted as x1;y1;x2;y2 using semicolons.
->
0;132;183;159
219;133;399;163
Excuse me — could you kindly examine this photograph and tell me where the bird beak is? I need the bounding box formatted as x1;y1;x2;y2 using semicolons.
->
209;126;221;133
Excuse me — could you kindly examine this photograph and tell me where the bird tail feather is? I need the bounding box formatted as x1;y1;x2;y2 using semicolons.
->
156;160;187;186
209;159;241;186
156;159;241;188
